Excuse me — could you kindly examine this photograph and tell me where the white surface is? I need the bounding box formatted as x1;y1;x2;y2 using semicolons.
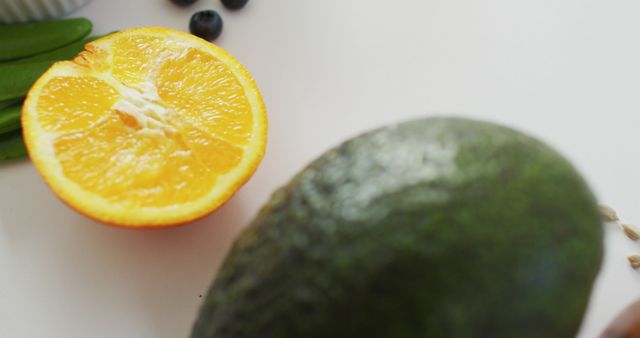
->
0;0;92;23
1;1;639;337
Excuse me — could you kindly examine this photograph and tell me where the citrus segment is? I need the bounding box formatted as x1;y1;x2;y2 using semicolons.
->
53;115;216;209
37;76;119;133
156;48;253;145
177;123;244;174
22;27;267;227
111;35;181;87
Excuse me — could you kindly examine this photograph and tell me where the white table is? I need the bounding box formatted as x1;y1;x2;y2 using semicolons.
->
1;1;639;337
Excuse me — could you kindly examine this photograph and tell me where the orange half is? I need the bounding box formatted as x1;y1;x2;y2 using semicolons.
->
22;27;267;228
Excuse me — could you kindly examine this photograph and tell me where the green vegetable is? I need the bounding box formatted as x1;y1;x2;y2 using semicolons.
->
0;61;55;102
0;17;92;62
4;35;100;65
0;34;109;103
0;130;26;161
0;103;21;135
0;98;21;110
191;117;603;338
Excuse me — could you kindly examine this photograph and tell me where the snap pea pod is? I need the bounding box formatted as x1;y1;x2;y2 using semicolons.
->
4;35;101;65
0;60;55;102
0;103;21;135
0;98;21;110
0;17;92;62
0;130;26;161
0;34;110;102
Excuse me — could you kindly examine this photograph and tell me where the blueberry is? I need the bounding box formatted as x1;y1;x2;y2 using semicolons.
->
170;0;198;7
189;10;223;41
221;0;248;10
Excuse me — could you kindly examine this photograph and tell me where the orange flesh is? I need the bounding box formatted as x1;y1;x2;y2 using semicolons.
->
32;33;256;210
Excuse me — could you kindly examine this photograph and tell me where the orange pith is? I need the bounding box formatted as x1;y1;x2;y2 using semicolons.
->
22;27;267;227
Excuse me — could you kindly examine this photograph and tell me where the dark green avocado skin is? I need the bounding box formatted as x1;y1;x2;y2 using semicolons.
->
191;117;603;338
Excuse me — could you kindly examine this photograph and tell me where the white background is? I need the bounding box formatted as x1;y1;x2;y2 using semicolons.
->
1;0;639;337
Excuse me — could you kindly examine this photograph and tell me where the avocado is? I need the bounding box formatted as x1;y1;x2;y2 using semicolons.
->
191;117;603;338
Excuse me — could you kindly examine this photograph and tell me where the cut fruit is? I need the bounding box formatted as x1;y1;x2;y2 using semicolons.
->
22;27;267;227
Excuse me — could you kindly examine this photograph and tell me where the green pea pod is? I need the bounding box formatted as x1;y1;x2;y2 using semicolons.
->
0;130;26;161
0;60;55;102
0;103;21;135
0;98;21;110
0;17;92;62
4;35;102;65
